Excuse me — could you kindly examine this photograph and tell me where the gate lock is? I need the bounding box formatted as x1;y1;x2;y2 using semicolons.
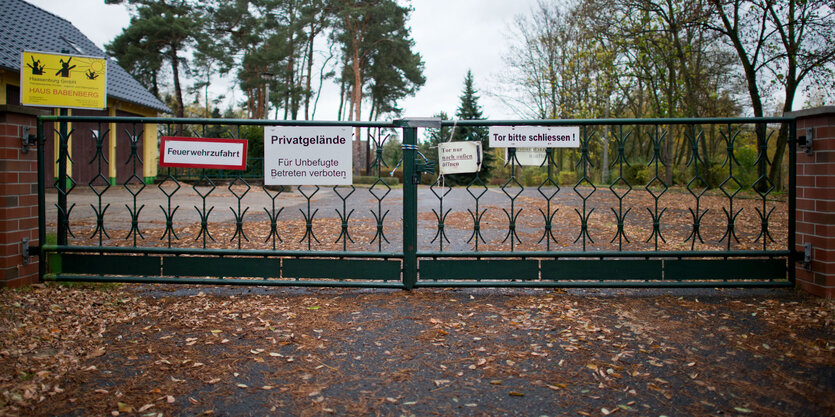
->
415;160;435;184
401;143;435;184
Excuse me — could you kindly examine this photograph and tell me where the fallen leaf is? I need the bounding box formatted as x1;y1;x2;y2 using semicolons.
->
509;391;525;397
117;402;133;413
88;348;106;358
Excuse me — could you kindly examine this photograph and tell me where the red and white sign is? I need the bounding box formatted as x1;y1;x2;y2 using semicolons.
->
159;136;248;170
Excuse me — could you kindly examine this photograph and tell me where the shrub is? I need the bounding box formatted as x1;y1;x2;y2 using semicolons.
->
353;176;399;185
522;167;547;187
734;144;759;189
635;167;653;185
559;171;577;186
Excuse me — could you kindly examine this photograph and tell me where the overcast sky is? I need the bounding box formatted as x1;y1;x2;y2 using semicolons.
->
27;0;540;120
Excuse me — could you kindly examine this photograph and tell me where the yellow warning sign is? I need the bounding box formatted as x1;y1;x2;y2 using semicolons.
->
20;50;107;109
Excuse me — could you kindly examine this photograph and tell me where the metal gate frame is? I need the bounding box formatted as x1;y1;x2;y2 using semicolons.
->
36;115;798;289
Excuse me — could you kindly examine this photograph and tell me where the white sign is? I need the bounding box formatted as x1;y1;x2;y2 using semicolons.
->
513;148;547;166
159;137;247;170
489;126;580;148
264;126;352;185
439;142;482;175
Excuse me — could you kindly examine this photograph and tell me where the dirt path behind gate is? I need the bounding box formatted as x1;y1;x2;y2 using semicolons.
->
1;284;832;416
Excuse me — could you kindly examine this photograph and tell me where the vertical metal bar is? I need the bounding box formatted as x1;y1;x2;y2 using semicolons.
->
402;125;418;290
788;119;797;285
57;109;68;246
37;117;46;282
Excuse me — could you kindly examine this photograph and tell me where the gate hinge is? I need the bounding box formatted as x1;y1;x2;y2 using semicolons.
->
802;242;812;271
20;126;37;154
21;238;40;264
798;127;814;155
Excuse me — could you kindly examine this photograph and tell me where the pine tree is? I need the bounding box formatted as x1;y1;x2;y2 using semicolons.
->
106;0;204;118
445;70;495;186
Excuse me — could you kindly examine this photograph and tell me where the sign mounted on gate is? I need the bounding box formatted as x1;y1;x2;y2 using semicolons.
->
263;126;352;185
489;126;580;148
438;142;482;175
159;137;248;170
20;50;107;109
513;148;548;166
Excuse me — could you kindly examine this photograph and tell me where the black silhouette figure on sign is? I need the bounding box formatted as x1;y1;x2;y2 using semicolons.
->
56;57;75;77
85;69;99;80
26;56;45;75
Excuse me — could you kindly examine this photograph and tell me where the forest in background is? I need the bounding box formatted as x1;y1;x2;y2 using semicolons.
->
105;0;833;189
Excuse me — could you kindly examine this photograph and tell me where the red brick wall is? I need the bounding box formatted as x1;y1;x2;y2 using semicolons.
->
793;106;835;297
0;107;43;287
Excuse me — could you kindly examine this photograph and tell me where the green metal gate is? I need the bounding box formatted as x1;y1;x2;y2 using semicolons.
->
36;115;797;289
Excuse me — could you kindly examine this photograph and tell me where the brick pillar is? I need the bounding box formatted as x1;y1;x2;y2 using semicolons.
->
790;106;835;298
0;106;43;287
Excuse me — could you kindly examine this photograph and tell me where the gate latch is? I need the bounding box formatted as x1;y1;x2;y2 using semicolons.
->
415;160;435;184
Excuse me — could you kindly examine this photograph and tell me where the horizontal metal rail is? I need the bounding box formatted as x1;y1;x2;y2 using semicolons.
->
417;250;790;259
45;274;407;288
45;245;403;259
443;116;794;126
39;115;398;127
414;280;793;288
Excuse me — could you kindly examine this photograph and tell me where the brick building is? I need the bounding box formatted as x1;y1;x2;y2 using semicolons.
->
0;0;169;287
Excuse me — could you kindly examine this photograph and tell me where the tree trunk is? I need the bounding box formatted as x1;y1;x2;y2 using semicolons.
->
337;76;345;121
352;38;362;137
170;47;184;118
304;20;317;120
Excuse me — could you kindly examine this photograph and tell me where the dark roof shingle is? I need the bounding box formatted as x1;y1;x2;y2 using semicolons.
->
0;0;170;113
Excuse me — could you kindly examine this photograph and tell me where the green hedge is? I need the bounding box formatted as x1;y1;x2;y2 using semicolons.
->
354;176;400;185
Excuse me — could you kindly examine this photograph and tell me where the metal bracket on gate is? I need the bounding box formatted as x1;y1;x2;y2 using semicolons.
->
393;117;442;128
402;144;435;184
20;126;37;154
803;242;812;271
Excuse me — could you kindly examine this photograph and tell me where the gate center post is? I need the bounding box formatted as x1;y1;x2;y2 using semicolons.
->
399;120;418;289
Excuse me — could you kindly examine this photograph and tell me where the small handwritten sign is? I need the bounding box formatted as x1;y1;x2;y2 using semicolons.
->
439;142;481;175
514;148;547;166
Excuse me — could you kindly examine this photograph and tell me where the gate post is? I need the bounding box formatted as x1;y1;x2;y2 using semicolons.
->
397;119;418;290
789;106;835;297
0;106;45;287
